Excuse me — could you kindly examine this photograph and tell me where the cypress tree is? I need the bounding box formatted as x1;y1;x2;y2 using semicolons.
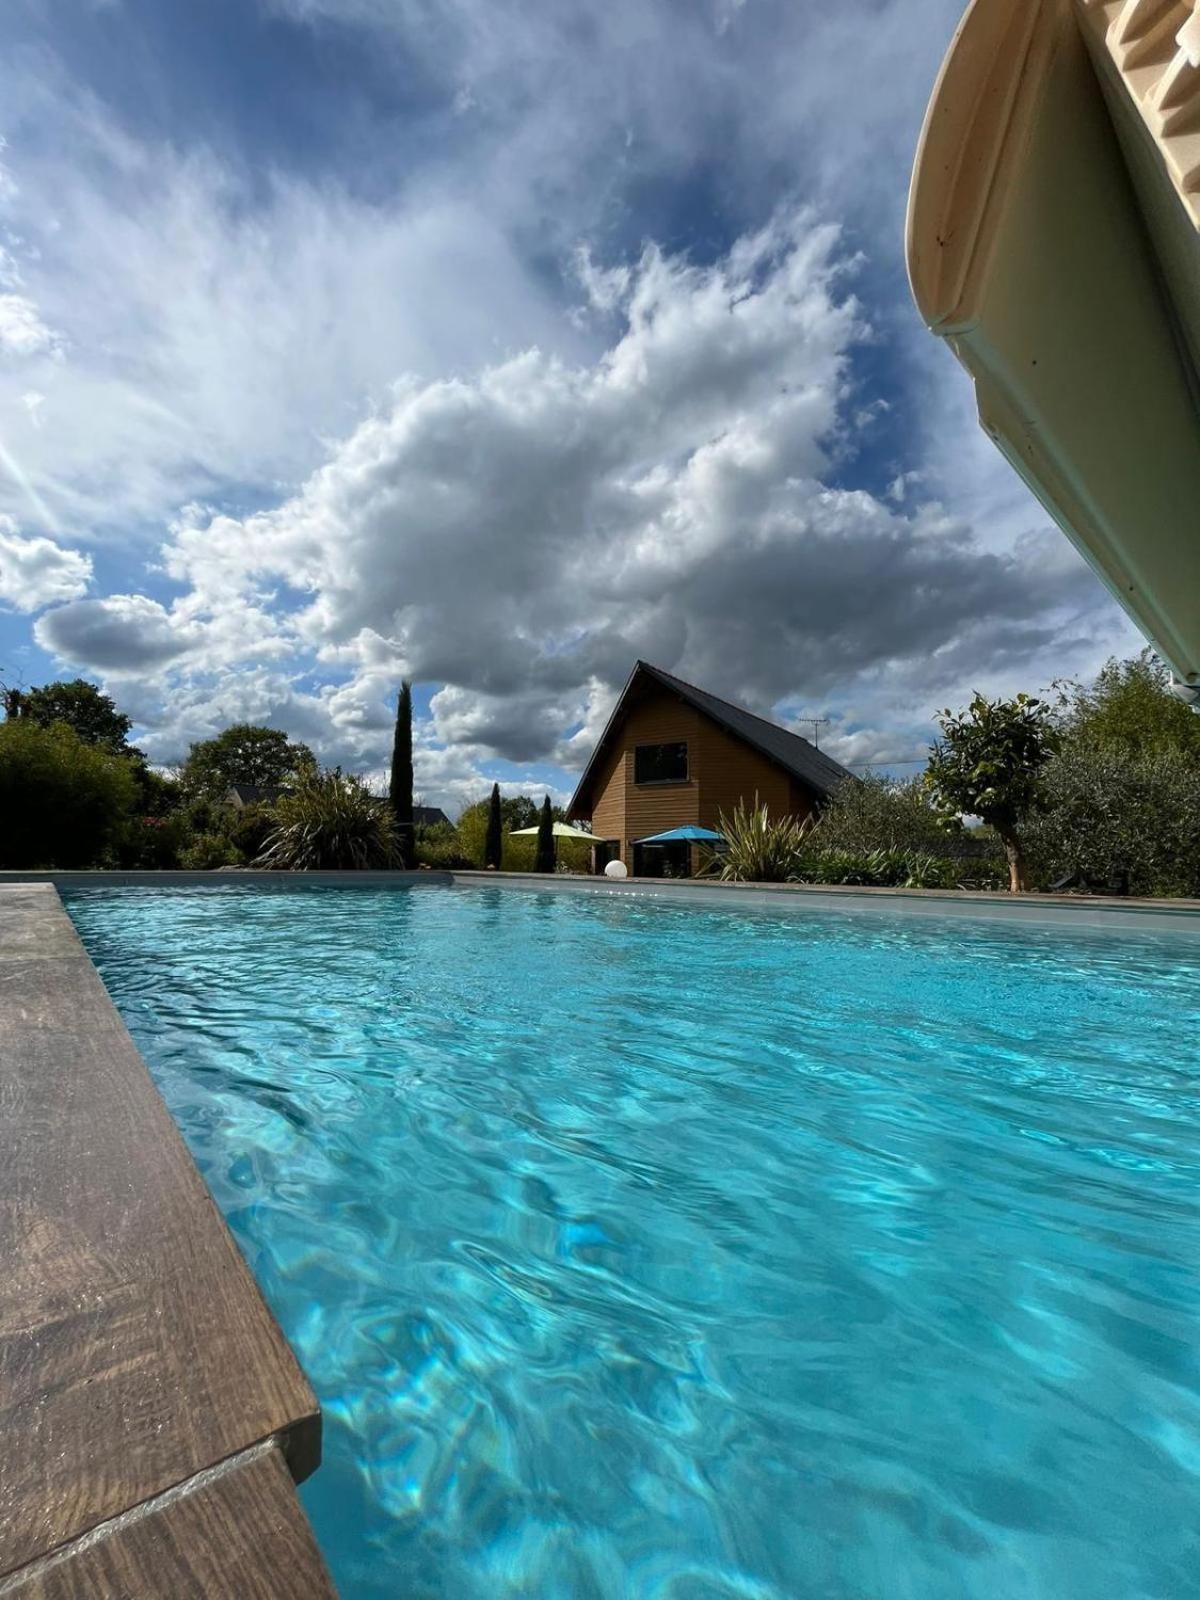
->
485;781;503;869
535;793;555;874
389;680;415;869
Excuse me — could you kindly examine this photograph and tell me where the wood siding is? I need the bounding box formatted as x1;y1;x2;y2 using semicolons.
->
589;743;626;847
580;684;814;865
692;716;796;829
621;698;702;852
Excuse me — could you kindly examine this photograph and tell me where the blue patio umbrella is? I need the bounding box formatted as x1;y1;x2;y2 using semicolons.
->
632;825;725;845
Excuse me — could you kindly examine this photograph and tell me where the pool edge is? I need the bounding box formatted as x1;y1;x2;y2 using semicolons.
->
0;884;337;1597
6;866;1200;936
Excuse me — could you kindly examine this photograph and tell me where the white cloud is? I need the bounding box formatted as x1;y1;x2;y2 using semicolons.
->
3;1;1139;812
32;209;1121;806
0;293;61;359
0;514;91;611
0;103;585;538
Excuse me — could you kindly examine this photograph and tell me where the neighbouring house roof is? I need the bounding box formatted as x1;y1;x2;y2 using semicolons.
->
224;783;291;808
414;806;452;828
568;661;856;817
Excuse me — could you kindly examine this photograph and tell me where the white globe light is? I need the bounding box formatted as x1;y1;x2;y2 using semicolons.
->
604;860;629;880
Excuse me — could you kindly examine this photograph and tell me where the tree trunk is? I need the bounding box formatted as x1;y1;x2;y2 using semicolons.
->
998;827;1030;893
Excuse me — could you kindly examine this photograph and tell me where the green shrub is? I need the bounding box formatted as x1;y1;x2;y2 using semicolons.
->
502;833;536;871
256;770;399;870
179;831;241;871
1023;745;1200;897
788;847;1004;891
0;719;138;867
815;775;959;856
717;799;815;882
226;802;279;863
117;813;191;869
415;822;474;869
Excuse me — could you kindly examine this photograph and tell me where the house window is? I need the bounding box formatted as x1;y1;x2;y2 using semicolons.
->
634;741;688;784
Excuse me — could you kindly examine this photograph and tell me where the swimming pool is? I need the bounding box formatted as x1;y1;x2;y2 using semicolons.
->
65;883;1200;1598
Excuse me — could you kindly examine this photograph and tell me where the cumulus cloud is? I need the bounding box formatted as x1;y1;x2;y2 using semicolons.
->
0;515;91;611
35;594;196;671
4;0;1137;811
33;209;1116;803
0;103;584;538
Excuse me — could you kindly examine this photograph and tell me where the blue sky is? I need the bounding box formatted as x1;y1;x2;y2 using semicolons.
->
0;0;1139;811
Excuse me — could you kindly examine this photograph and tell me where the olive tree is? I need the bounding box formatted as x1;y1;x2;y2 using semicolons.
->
1023;744;1200;897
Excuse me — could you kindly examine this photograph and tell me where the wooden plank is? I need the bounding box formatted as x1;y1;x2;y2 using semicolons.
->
7;1445;336;1600
0;886;321;1579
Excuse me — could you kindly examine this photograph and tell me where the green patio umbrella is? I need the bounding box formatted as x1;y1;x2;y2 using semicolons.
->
508;821;604;843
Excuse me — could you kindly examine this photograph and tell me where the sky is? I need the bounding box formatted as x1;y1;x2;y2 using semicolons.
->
0;0;1142;814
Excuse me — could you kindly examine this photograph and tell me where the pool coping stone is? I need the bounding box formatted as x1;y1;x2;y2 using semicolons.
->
0;884;336;1597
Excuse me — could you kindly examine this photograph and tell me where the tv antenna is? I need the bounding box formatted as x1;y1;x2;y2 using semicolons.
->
796;715;830;749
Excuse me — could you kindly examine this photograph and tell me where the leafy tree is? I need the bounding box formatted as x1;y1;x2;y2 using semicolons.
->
459;792;540;836
389;681;415;869
20;679;133;753
117;812;191;869
456;792;533;864
1023;744;1200;897
0;677;22;720
414;821;474;870
127;760;182;819
814;773;995;859
1052;650;1200;760
0;720;138;867
509;795;543;831
925;693;1057;892
258;770;399;870
484;781;503;869
535;794;556;873
179;830;241;871
180;723;315;801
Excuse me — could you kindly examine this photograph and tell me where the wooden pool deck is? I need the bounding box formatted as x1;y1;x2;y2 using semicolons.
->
0;885;336;1597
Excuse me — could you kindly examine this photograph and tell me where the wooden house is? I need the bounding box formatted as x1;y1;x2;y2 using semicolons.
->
567;661;855;876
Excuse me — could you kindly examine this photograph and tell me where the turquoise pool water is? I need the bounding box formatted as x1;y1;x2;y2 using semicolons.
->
65;884;1200;1599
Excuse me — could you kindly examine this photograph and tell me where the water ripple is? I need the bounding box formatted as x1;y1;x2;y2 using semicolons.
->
65;884;1200;1599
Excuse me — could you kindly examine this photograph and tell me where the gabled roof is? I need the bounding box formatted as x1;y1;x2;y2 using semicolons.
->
568;661;855;816
225;783;290;807
414;805;452;828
